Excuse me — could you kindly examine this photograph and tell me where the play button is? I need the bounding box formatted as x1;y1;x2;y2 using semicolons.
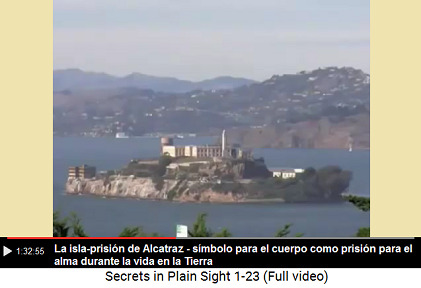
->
3;246;12;256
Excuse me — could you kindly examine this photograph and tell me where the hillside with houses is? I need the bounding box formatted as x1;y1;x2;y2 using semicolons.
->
54;66;369;149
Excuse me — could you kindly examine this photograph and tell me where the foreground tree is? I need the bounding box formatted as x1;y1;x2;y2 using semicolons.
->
119;227;160;237
274;223;304;237
344;195;370;236
54;211;159;237
344;195;370;212
355;227;370;237
54;211;303;237
53;211;70;237
188;213;232;237
188;213;303;237
213;228;232;237
53;211;87;237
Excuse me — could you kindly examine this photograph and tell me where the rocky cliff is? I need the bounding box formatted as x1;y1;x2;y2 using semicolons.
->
65;159;352;203
65;176;247;203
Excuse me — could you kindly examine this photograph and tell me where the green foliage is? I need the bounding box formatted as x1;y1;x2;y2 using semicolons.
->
118;226;160;237
274;223;304;237
120;155;173;178
152;175;165;190
53;211;88;237
356;227;370;237
275;223;304;237
275;223;292;237
156;155;172;177
344;195;370;237
54;211;160;237
210;182;244;195
213;228;232;237
344;195;370;212
246;166;352;202
167;179;187;200
315;166;352;200
53;211;70;237
188;213;213;237
188;213;234;237
69;212;88;237
54;211;302;238
301;167;316;179
167;190;177;201
231;183;244;194
120;163;156;177
297;166;351;201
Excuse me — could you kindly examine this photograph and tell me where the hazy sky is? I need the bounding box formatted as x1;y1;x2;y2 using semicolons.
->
53;0;370;81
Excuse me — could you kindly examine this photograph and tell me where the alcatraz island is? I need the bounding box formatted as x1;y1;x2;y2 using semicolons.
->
65;130;352;203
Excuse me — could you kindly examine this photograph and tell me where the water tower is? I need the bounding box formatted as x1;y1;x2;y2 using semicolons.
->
160;137;174;154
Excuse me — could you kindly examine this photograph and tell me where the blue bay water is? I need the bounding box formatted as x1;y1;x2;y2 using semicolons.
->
54;137;370;237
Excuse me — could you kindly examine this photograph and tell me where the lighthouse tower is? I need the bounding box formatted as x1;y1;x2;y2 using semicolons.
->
222;130;227;157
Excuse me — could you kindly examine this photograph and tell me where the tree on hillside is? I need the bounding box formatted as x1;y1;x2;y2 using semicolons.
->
156;155;172;176
152;155;173;190
316;166;352;200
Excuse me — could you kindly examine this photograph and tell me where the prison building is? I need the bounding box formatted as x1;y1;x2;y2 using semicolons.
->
68;164;96;179
196;146;223;158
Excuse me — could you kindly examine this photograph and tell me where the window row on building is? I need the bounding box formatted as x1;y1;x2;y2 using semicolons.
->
68;165;96;179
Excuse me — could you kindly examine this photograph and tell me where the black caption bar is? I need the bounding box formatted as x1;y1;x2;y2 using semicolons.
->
0;238;418;268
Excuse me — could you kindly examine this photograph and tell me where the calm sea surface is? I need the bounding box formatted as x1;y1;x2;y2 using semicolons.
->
54;137;370;237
